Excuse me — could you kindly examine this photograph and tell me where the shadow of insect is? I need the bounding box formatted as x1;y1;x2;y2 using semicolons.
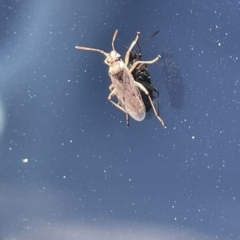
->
158;30;191;110
159;49;186;109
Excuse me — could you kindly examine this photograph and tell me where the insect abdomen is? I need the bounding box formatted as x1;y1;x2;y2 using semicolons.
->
125;94;146;121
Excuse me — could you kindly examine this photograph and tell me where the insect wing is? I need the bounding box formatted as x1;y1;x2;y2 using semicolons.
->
108;68;146;121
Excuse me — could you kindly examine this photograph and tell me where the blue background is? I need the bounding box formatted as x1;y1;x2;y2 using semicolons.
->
0;0;239;239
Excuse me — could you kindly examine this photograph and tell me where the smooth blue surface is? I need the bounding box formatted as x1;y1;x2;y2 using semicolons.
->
0;0;239;239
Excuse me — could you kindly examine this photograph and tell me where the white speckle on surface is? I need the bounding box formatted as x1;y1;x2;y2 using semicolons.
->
22;158;28;163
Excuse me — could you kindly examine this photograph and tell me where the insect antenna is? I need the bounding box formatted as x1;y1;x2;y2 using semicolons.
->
111;29;118;51
140;30;159;48
75;46;109;58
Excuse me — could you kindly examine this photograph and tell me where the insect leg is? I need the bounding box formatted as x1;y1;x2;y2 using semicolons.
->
109;98;130;126
134;81;166;128
124;32;140;66
126;113;129;126
108;89;129;126
129;55;161;73
155;88;160;115
108;83;114;91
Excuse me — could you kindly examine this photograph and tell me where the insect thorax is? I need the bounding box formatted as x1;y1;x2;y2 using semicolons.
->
112;70;124;83
108;59;125;80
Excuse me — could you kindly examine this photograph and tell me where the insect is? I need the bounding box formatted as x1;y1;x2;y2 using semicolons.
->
127;31;160;114
75;30;166;127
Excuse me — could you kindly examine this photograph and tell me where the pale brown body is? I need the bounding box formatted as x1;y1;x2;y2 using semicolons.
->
108;56;146;122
